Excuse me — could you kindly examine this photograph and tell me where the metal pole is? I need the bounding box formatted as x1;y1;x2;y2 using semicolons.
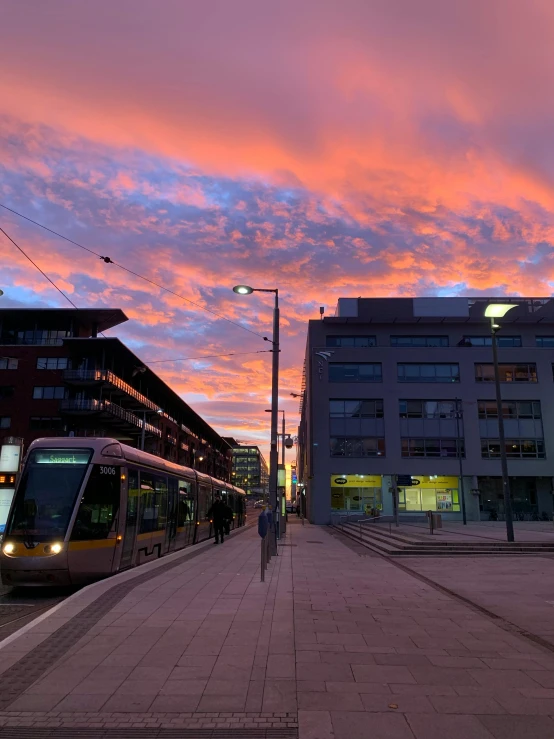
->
140;411;146;451
269;291;280;545
393;477;399;527
491;319;515;542
455;398;467;525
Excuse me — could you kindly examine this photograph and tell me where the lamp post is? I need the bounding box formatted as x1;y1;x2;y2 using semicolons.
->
485;303;517;542
454;398;467;525
233;285;279;542
140;408;163;451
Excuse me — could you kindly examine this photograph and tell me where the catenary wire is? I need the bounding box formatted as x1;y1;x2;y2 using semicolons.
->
0;202;269;341
0;226;79;309
145;350;272;363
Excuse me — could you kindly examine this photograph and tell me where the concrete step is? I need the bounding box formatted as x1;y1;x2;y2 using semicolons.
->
341;522;554;549
335;524;554;557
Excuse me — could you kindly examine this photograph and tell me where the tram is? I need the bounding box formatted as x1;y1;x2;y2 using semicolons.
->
0;438;246;586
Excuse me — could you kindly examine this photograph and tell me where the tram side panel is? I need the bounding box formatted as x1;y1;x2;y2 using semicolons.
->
196;482;213;542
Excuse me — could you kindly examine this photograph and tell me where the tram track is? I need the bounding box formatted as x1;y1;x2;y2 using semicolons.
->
0;587;73;642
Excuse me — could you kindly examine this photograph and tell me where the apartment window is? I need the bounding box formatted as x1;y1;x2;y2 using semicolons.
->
397;363;459;383
326;336;376;347
9;329;70;346
391;336;448;347
478;401;541;419
401;438;464;457
475;363;537;382
0;387;14;400
536;337;554;347
0;358;18;370
32;386;66;400
330;399;384;418
0;417;10;429
329;363;382;382
330;437;385;457
399;400;456;418
481;440;545;459
463;336;521;347
30;417;64;430
36;357;71;370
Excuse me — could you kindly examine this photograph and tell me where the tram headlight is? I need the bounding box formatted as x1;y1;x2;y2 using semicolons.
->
3;543;14;555
50;543;63;555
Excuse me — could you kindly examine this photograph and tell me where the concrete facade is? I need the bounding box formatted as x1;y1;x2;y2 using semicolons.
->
297;297;554;524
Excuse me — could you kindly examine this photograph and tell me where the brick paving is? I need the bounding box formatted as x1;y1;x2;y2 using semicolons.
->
2;520;554;736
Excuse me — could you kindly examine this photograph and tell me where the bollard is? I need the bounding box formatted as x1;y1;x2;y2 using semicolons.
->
261;535;266;582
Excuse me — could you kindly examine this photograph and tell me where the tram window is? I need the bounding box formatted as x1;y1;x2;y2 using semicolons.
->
71;464;121;541
6;448;91;540
177;479;195;526
197;484;211;520
139;472;168;533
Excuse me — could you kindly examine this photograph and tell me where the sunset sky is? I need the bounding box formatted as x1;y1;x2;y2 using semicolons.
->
2;0;554;459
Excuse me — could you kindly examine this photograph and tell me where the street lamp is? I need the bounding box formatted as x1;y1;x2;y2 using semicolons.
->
454;398;467;525
485;303;517;541
233;284;280;543
140;407;163;451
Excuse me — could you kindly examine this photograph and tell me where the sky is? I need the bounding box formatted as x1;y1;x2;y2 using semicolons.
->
2;0;554;459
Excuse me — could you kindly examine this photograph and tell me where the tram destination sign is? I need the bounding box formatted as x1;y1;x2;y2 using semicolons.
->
34;450;91;465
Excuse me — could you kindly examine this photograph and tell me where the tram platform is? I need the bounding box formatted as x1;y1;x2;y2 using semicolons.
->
2;520;554;738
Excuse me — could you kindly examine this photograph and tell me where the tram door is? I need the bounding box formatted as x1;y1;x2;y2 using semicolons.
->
119;468;139;569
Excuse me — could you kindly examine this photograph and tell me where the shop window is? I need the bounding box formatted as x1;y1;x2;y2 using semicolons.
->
329;363;382;382
398;476;460;512
397;364;459;383
391;336;448;347
330;474;383;512
475;364;537;382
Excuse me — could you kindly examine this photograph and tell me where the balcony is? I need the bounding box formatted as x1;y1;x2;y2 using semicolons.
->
60;399;162;437
63;370;160;411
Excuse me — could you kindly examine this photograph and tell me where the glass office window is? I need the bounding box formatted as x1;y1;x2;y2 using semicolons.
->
326;336;377;347
397;364;460;383
475;364;537;382
391;336;448;347
329;364;382;382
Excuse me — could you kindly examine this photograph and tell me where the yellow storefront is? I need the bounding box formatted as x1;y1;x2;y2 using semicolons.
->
330;474;382;513
398;475;460;513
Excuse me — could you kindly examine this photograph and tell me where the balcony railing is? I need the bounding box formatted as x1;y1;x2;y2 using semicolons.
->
63;370;160;411
60;399;162;436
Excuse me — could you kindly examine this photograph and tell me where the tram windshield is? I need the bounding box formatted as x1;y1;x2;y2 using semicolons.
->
6;448;92;540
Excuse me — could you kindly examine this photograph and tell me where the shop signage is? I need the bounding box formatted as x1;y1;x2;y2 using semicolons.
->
396;475;413;487
331;474;382;488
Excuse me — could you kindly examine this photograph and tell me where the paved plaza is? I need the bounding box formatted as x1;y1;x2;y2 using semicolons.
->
1;520;554;737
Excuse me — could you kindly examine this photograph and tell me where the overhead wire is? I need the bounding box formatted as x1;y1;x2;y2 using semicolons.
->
0;226;79;309
145;350;272;364
0;202;269;341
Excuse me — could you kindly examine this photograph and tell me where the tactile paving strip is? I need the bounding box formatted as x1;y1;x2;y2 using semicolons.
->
0;730;297;738
0;527;252;711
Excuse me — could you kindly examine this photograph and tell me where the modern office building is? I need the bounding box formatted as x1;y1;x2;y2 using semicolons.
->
0;308;233;481
224;439;269;498
297;297;554;524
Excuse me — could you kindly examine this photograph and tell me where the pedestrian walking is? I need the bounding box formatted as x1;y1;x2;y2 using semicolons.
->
223;500;233;535
207;495;226;544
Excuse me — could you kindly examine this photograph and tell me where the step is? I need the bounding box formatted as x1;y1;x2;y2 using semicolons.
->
333;525;554;557
341;522;554;549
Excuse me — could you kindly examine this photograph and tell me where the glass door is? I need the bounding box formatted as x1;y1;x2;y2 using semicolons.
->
119;468;139;569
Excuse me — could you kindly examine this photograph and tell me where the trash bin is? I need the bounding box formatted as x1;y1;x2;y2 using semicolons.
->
433;513;442;529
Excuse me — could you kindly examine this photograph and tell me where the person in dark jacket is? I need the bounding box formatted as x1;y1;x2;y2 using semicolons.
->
207;495;226;544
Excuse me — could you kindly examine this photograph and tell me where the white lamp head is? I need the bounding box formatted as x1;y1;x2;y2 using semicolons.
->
484;303;517;318
233;285;254;295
